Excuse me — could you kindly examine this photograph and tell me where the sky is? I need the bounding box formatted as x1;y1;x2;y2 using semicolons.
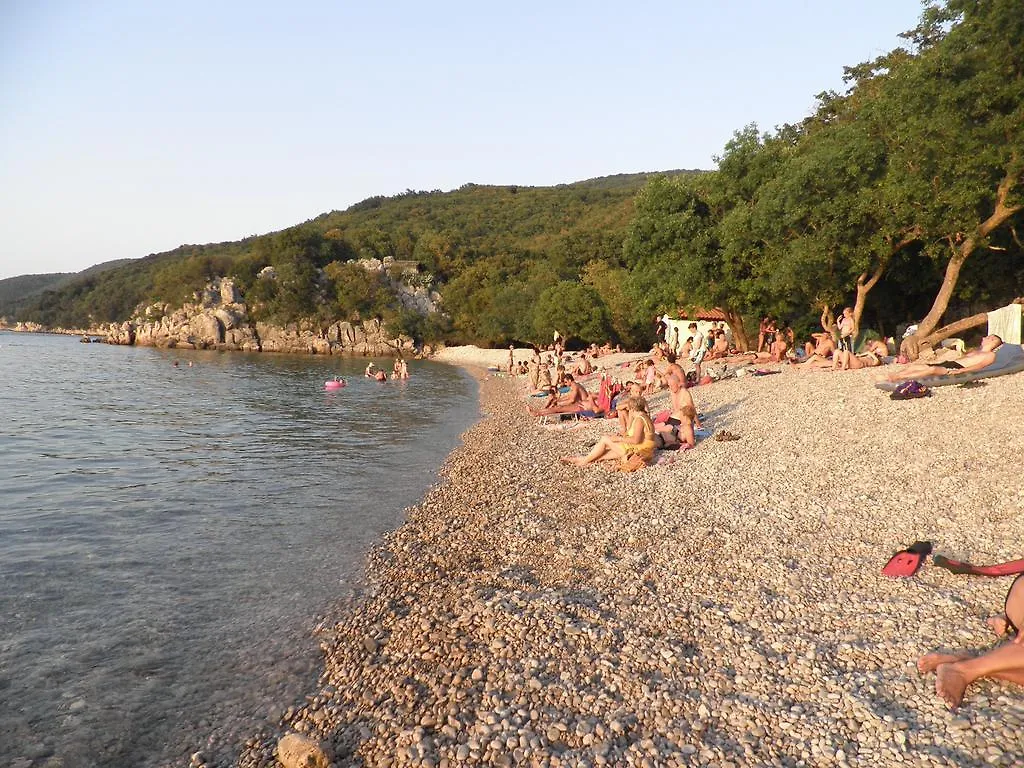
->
0;0;926;280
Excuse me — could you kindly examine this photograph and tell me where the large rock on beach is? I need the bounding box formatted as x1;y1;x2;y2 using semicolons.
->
275;733;329;768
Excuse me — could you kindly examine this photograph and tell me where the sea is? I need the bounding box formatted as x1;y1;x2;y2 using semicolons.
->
0;331;480;768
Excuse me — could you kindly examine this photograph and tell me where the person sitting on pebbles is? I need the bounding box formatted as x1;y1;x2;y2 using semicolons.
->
561;396;655;467
803;332;836;360
918;574;1024;709
529;373;590;417
573;353;594;377
655;374;700;450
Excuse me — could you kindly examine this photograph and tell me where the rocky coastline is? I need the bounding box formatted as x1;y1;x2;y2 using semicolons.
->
220;355;1022;768
1;279;420;357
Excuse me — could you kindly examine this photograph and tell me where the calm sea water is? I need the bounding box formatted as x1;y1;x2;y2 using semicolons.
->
0;331;479;768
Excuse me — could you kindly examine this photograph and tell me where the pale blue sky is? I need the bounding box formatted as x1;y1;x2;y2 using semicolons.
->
0;0;925;279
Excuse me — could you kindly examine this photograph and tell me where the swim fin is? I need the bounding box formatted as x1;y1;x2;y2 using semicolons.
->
882;541;932;578
932;554;1024;577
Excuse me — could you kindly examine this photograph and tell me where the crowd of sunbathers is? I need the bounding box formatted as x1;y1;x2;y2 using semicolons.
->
504;325;1022;711
508;344;704;471
506;314;1012;473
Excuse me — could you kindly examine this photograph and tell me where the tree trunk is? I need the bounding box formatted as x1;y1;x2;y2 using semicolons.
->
922;297;1024;346
722;309;750;351
852;262;885;338
852;232;917;336
820;304;838;339
902;173;1022;359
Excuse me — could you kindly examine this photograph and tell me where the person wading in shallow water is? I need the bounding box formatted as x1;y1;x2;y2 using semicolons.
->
917;575;1024;708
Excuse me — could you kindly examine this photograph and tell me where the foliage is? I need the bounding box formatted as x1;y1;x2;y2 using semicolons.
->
531;282;613;347
10;173;691;340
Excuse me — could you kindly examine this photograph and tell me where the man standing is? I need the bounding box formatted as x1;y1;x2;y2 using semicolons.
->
688;322;706;379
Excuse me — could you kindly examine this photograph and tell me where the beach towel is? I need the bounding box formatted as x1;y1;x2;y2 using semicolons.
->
988;303;1023;345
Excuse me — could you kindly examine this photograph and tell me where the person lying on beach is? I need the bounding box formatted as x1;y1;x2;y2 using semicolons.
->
529;374;590;416
561;396;656;467
739;336;790;365
834;350;882;370
886;335;1003;382
917;574;1024;709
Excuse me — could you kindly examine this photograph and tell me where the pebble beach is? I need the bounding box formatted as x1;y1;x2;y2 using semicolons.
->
231;347;1024;768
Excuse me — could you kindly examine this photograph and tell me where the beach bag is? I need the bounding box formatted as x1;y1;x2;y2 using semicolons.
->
890;380;931;400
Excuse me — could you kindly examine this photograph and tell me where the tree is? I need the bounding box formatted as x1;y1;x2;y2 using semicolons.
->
623;130;790;352
323;261;389;321
862;0;1024;355
581;260;646;346
531;282;612;347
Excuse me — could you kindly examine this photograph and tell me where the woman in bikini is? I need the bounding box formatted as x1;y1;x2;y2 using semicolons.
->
561;396;656;467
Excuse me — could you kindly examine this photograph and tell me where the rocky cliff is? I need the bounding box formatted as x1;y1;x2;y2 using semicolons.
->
102;278;416;356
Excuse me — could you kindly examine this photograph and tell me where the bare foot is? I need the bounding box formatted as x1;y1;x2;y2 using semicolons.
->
986;615;1011;636
559;456;585;466
917;652;969;674
935;663;969;709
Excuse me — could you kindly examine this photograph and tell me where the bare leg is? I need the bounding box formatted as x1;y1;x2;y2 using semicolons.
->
918;653;971;673
562;436;625;467
886;363;949;382
932;577;1024;707
935;643;1024;707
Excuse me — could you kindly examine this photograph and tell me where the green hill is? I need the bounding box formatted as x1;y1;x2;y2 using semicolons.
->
11;172;699;345
0;259;135;319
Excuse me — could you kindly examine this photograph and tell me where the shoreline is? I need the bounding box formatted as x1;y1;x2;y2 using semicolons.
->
229;359;1022;768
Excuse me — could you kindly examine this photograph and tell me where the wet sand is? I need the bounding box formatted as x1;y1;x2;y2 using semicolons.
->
229;352;1024;768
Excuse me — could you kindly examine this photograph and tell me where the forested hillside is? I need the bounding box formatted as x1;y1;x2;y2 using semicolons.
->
10;172;695;346
0;273;72;316
0;259;135;320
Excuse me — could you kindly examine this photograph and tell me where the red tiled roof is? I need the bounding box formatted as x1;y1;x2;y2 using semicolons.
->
674;308;729;321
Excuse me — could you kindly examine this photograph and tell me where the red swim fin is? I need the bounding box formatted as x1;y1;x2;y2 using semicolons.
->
932;554;1024;577
882;541;932;578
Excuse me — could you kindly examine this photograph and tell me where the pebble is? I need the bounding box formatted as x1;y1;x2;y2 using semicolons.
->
216;365;1024;768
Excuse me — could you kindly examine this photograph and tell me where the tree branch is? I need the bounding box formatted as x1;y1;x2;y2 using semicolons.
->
921;297;1024;346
